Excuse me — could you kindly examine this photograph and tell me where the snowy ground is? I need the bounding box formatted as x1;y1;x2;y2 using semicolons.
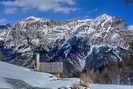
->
89;84;133;89
0;61;80;89
1;61;133;89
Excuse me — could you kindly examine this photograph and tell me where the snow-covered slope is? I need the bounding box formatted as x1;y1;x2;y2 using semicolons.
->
89;84;133;89
0;61;80;89
128;25;133;30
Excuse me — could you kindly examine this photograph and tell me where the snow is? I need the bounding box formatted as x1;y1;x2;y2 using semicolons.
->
0;77;13;88
111;33;120;40
31;39;40;46
0;61;80;89
128;25;133;30
25;16;42;22
89;84;133;89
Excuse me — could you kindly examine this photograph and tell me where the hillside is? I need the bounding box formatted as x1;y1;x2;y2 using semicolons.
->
0;61;80;89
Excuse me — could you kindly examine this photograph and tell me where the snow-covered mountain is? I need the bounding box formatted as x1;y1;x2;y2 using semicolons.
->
0;14;133;75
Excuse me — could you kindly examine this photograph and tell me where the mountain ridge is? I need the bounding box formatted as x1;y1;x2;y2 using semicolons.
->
0;14;132;76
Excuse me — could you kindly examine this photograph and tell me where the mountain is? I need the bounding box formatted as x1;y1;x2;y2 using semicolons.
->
0;24;11;30
0;14;133;77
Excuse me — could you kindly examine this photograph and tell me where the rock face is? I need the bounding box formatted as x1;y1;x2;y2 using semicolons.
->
0;14;133;76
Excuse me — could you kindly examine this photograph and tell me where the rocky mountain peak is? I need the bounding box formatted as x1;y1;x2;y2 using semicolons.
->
24;16;42;22
0;14;132;75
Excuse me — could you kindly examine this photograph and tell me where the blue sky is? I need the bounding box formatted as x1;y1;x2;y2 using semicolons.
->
0;0;133;25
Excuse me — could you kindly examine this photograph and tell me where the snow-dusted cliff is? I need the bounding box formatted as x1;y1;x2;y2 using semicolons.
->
0;14;133;74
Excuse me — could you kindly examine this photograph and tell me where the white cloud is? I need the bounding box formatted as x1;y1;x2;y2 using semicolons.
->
0;18;9;24
4;8;17;14
1;0;77;13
